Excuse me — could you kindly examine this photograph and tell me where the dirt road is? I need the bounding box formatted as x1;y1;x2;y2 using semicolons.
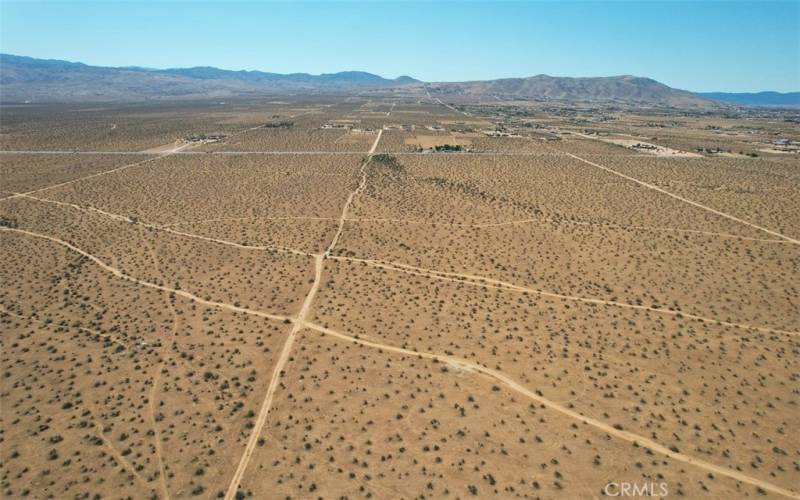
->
328;255;799;337
5;226;798;499
0;227;291;324
15;192;312;258
563;151;800;245
5;116;797;498
222;126;384;500
18;190;793;336
302;321;800;500
142;233;177;500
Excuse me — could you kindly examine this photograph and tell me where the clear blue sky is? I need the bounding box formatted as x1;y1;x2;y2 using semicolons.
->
1;1;798;92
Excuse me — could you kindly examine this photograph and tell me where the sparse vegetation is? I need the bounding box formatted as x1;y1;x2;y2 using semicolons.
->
1;97;797;500
262;121;294;129
371;153;404;172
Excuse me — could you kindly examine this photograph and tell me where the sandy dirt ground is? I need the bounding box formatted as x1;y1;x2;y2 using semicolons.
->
1;97;798;500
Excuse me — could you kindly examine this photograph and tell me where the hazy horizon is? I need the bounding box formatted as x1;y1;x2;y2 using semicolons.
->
1;1;798;93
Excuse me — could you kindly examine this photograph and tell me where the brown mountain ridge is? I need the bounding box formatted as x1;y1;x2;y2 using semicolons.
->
1;53;716;107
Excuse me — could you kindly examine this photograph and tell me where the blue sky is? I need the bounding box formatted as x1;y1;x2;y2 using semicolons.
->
1;1;798;92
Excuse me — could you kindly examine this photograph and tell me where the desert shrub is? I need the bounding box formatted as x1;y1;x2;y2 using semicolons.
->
262;121;294;129
372;154;404;173
0;216;18;228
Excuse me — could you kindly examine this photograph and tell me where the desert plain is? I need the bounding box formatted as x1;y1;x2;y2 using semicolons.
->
1;95;799;500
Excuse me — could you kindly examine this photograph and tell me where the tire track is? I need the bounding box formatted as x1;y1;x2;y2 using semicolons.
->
141;231;176;500
0;227;291;324
328;255;799;337
4;225;797;498
562;151;800;245
302;321;800;500
0;309;154;493
222;127;383;500
13;193;313;258
9;192;793;336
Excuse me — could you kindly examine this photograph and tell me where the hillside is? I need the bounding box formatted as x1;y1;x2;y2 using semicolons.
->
422;75;716;108
1;54;723;108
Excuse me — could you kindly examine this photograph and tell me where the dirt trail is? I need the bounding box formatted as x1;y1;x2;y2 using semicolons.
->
328;255;799;337
4;304;227;415
87;405;154;492
1;156;165;202
302;321;800;500
0;150;154;155
16;191;793;336
9;223;791;341
16;193;313;258
6;114;796;495
141;140;196;154
612;224;789;243
0;227;291;324
563;151;800;245
141;232;176;500
5;226;798;498
325;154;374;255
223;127;384;500
166;213;787;244
221;255;321;500
165;215;336;227
2;149;749;158
369;128;383;154
0;119;274;202
14;192;794;335
435;97;472;117
472;217;789;242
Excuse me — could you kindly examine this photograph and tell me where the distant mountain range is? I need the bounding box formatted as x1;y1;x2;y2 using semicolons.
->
0;54;418;101
421;75;714;108
0;53;794;108
696;91;800;107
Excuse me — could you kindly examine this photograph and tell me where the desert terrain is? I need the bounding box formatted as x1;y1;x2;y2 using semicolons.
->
1;95;799;500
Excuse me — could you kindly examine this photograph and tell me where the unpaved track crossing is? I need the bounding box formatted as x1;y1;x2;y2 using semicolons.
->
16;191;794;337
5;107;798;498
4;225;798;499
302;322;800;500
220;254;321;500
222;127;383;500
20;192;784;246
0;227;291;324
142;233;177;500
